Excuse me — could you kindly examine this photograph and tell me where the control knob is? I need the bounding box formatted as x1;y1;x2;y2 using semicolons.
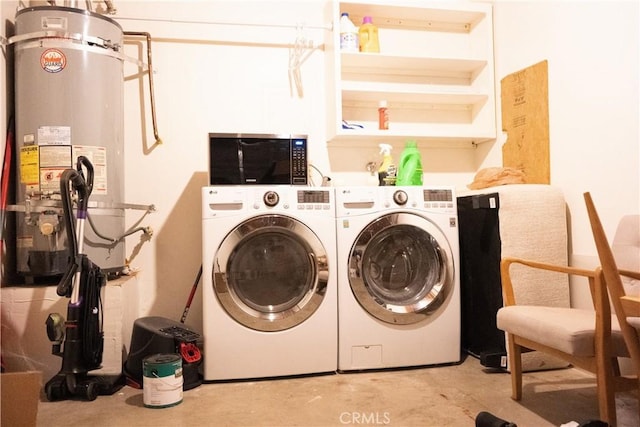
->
263;191;280;207
393;190;408;206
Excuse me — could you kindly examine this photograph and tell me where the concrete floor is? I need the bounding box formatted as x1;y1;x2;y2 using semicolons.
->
36;356;638;427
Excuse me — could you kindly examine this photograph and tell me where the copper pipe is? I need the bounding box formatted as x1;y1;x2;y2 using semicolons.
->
124;31;162;145
103;0;117;14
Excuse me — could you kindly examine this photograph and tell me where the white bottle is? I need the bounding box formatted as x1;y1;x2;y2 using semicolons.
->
340;12;359;52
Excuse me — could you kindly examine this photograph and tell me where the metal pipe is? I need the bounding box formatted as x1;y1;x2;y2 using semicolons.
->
124;31;162;145
103;0;117;14
116;16;332;32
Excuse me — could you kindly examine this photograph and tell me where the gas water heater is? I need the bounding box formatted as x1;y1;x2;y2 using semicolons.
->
11;4;153;281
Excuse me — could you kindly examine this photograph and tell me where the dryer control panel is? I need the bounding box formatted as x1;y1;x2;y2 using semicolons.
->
424;189;453;202
423;188;455;211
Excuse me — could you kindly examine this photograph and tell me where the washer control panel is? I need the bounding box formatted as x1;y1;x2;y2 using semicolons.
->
250;188;334;212
296;189;332;211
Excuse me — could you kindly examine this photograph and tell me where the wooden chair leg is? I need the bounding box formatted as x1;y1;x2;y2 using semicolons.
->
507;334;522;401
595;356;617;426
636;378;640;427
612;357;621;376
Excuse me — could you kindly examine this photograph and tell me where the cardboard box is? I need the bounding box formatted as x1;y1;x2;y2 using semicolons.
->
1;371;42;427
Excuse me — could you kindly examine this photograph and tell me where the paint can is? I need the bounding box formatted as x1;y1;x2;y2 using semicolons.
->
143;354;183;408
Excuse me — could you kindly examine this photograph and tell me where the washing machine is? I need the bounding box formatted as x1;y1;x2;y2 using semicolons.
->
336;186;461;371
202;185;337;381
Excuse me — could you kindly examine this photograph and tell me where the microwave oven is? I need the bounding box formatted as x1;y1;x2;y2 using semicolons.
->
208;133;308;185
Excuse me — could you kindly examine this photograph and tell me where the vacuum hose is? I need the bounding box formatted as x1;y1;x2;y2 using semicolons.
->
56;156;94;297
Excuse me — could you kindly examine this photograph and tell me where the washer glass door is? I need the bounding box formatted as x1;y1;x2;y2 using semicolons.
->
349;213;454;325
213;214;328;332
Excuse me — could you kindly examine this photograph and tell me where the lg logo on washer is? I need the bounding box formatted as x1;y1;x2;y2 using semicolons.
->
339;412;391;425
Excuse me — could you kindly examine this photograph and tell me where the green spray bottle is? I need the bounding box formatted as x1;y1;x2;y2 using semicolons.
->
396;140;423;186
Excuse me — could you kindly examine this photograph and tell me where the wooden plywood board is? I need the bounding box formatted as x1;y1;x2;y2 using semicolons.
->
501;60;550;184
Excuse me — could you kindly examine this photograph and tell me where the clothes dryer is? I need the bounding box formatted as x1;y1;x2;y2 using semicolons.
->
336;186;460;371
202;186;337;381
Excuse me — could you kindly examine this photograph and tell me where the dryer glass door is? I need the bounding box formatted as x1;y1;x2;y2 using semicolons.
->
213;214;328;332
349;213;454;325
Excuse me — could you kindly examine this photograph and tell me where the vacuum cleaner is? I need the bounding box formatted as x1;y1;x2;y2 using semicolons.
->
44;156;124;401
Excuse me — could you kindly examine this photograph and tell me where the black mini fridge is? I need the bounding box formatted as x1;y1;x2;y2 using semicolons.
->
457;192;506;368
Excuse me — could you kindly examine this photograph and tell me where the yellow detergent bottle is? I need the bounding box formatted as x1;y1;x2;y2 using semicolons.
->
359;16;380;53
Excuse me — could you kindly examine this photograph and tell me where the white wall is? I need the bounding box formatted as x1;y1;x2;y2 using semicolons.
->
492;0;640;307
116;1;332;331
1;0;638;346
494;0;639;245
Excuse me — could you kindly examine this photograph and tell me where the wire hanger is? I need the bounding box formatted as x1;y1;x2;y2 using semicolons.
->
288;23;315;98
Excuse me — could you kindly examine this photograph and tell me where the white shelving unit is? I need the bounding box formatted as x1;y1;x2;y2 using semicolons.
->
325;0;496;148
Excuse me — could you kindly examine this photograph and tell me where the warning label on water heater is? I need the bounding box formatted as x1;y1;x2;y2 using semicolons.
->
39;145;72;193
19;145;40;192
19;140;108;196
73;145;108;195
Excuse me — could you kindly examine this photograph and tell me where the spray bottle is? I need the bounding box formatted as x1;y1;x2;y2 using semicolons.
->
396;140;423;186
378;144;396;186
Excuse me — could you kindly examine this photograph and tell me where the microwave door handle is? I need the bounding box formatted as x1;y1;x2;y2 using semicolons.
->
237;142;245;184
238;140;264;184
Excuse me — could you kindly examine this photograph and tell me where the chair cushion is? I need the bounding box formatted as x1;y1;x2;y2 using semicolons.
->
628;317;640;330
613;215;640;344
497;305;628;357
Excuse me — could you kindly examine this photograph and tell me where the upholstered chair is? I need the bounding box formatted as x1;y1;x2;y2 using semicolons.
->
497;200;640;425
